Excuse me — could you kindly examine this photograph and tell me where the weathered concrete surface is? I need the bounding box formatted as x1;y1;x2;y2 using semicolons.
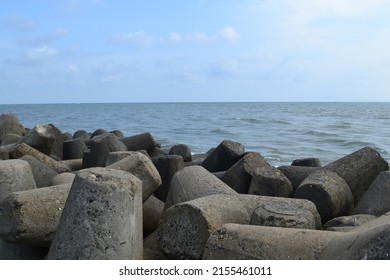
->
158;194;249;260
105;151;148;166
277;166;319;192
164;165;237;210
291;157;322;167
325;147;389;204
0;113;26;140
143;195;164;238
151;155;184;203
50;173;75;186
143;230;167;260
0;184;71;246
295;169;354;223
63;138;87;160
323;214;377;230
0;159;37;201
248;164;293;197
202;140;245;172
169;144;192;162
354;171;390;216
203;223;342;260
20;155;59;188
250;199;320;229
320;213;390;259
47;168;143;260
107;151;162;202
222;152;268;194
120;132;157;156
10;143;69;173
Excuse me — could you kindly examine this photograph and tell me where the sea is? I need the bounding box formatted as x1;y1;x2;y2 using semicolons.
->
1;102;389;167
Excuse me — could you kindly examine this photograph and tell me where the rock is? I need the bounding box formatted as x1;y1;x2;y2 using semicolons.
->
151;155;184;203
47;167;143;260
50;173;75;186
295;169;354;223
61;159;83;171
63;138;87;160
222;152;268;194
158;194;249;259
0;159;37;201
237;194;322;230
82;133;127;168
169;144;192;162
91;128;108;138
0;184;71;246
354;171;390;216
10;143;69;173
0;240;48;260
277;166;319;193
1;133;21;146
17;124;63;157
320;213;390;259
120;132;157;156
325;147;389;204
72;130;90;141
248;164;293;197
203;223;342;260
143;195;164;238
105;151;149;166
202;140;245;172
323;214;377;230
107;151;162;202
0;113;26;139
250;199;320;230
19;155;59;188
110;130;124;139
143;231;167;260
292;157;322;167
164;165;237;210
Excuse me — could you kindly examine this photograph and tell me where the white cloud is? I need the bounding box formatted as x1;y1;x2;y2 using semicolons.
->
26;46;58;61
216;27;240;43
167;27;240;44
110;31;153;48
67;64;79;73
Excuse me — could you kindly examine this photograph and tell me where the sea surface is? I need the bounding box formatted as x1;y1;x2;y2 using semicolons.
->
1;102;389;167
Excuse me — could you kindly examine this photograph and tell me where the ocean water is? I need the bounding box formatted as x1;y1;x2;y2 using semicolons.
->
1;102;389;167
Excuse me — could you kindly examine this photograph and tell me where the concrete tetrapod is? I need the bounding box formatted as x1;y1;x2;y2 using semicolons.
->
0;184;71;246
203;223;342;260
47;167;143;260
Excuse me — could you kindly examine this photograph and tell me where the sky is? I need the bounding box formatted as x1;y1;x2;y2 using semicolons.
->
1;0;390;104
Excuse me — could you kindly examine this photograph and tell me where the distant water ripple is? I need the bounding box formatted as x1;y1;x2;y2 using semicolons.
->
1;102;389;167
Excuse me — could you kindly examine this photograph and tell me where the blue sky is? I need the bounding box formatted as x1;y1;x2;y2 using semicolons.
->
1;0;390;103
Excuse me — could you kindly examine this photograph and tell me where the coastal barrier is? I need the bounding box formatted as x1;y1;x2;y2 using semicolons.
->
1;112;390;260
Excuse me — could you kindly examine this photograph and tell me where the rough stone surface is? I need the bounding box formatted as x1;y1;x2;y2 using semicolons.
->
47;168;143;260
158;194;250;259
0;159;37;201
151;155;184;203
105;150;148;166
323;214;377;230
202;140;245;172
0;240;48;260
320;214;390;259
120;132;157;156
63;138;87;160
20;155;59;188
107;151;162;202
143;195;164;238
50;172;76;186
291;158;322;167
10;143;69;173
277;166;319;193
354;171;390;216
250;199;320;229
203;223;342;260
1;134;21;146
82;133;127;168
143;231;167;260
164;165;237;210
248;164;293;197
0;184;71;246
222;152;268;194
169;144;192;162
325;147;389;204
0;113;26;139
295;169;354;223
17;124;63;157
